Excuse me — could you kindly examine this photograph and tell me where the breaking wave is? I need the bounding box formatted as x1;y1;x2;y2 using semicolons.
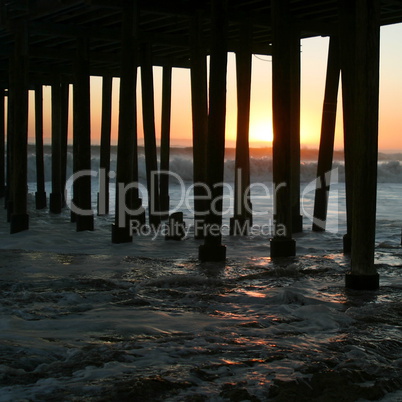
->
26;146;402;184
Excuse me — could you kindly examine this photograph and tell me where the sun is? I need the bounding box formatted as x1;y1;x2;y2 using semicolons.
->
249;121;273;145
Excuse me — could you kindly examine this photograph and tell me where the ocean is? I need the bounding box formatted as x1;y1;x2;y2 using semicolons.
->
1;146;402;401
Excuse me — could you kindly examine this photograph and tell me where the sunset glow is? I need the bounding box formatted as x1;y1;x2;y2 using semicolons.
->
26;24;402;152
249;120;273;144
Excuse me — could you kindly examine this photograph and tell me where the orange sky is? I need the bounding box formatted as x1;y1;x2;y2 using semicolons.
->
28;23;402;151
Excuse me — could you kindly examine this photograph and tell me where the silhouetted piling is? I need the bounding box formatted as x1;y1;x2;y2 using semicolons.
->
73;38;94;232
10;22;29;234
198;0;228;262
230;23;252;236
270;0;296;257
141;44;161;228
49;80;63;214
159;66;172;220
339;1;356;254
340;0;380;290
34;84;46;209
112;3;142;243
312;36;340;231
190;13;209;239
290;30;303;234
70;103;78;224
5;57;14;217
98;75;112;216
60;82;69;207
0;87;5;198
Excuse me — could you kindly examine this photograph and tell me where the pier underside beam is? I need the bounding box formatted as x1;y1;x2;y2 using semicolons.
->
199;0;228;262
340;0;380;290
270;0;296;257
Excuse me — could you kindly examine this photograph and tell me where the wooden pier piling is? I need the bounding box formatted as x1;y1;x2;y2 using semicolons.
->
98;75;113;216
230;23;252;236
270;0;296;257
141;44;161;228
34;84;46;210
49;80;63;214
198;0;228;262
159;66;172;220
290;31;303;234
73;39;94;232
341;0;380;290
5;57;14;217
339;0;356;254
190;13;208;239
0;87;5;199
9;22;29;234
60;83;69;207
312;37;340;232
112;3;142;243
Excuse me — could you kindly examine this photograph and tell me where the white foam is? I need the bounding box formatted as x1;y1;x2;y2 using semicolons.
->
2;149;402;400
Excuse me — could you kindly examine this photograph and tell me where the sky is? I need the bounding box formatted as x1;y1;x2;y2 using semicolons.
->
28;22;402;151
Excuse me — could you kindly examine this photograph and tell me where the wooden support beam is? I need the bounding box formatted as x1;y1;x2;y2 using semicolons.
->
339;1;355;254
29;21;120;42
73;38;94;231
97;75;112;215
60;82;69;207
293;19;336;36
70;89;78;224
290;31;303;234
342;0;380;290
85;0;124;8
34;84;46;209
112;2;144;243
141;43;161;227
6;40;270;69
10;21;29;233
49;80;63;214
198;0;228;262
0;45;192;78
159;66;172;219
270;0;296;257
5;56;14;216
190;12;208;239
30;21;190;48
0;85;5;198
312;36;340;231
230;22;252;236
19;46;193;70
86;0;274;32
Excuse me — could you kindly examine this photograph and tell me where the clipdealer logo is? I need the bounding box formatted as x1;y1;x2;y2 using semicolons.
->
64;167;339;235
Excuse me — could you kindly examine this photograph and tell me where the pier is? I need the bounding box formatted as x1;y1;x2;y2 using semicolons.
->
1;0;401;290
